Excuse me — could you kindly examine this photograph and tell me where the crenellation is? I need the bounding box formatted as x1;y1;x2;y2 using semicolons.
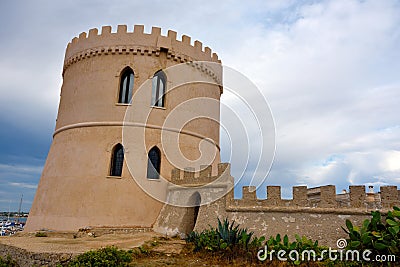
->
117;24;127;33
293;186;308;206
212;53;219;61
169;163;232;186
101;26;112;35
199;165;212;178
242;186;257;201
88;28;98;38
183;167;195;180
381;186;400;208
225;182;398;214
151;26;161;36
63;25;221;75
267;186;282;205
134;25;145;34
194;40;202;51
171;168;181;181
78;32;87;39
218;163;230;175
181;35;191;45
319;185;336;208
204;47;211;57
349;185;365;208
167;30;177;40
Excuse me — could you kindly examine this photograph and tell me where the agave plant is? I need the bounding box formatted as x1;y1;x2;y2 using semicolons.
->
186;217;265;252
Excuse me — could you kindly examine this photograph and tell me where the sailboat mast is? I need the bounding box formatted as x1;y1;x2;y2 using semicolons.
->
17;194;23;224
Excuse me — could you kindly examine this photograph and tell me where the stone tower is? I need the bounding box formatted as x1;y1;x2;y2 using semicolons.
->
25;25;223;231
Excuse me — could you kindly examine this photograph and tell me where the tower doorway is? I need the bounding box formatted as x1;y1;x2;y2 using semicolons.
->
182;192;201;235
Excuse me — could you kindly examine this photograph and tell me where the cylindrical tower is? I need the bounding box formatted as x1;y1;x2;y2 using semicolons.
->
25;25;222;231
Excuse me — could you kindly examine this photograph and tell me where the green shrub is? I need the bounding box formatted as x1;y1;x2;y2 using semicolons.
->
186;218;333;265
342;206;400;258
0;255;18;267
34;231;47;237
67;246;132;267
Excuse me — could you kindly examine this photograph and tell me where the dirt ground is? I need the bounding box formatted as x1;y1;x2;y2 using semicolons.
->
3;231;394;266
0;230;261;266
0;230;160;254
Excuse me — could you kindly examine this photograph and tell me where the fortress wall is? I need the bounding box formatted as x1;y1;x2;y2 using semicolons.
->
196;204;371;248
159;163;400;247
225;185;399;213
202;184;399;247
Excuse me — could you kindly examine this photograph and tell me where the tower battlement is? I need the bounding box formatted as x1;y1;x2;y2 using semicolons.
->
226;184;400;214
170;163;230;186
64;25;220;74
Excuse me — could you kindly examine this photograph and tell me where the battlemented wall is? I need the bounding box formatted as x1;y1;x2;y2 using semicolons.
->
226;184;399;213
63;25;221;75
156;163;400;246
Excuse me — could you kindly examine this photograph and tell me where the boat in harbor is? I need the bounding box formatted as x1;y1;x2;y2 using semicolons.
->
0;219;25;236
0;195;26;236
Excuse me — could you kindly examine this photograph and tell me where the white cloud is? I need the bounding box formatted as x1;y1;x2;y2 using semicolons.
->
8;182;37;189
220;0;400;195
0;163;42;176
1;0;400;205
381;150;400;172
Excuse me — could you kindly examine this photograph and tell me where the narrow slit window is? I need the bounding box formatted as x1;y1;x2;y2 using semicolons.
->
118;68;134;104
110;143;124;176
147;146;161;179
151;70;166;107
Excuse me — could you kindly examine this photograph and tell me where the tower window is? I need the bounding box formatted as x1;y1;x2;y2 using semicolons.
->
118;67;134;104
151;70;166;107
147;146;161;179
110;143;124;176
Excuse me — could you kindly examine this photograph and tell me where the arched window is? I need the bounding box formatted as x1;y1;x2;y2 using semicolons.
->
151;70;166;107
110;143;124;176
118;67;134;104
147;146;161;179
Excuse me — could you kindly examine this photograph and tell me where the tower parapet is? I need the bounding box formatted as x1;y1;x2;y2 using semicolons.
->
170;163;230;186
64;25;220;75
226;185;400;214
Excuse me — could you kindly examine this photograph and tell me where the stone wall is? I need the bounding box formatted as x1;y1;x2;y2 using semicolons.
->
194;196;372;248
0;244;73;267
154;163;233;236
156;163;400;247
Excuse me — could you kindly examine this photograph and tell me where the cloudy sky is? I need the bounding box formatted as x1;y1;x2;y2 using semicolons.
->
1;0;400;211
